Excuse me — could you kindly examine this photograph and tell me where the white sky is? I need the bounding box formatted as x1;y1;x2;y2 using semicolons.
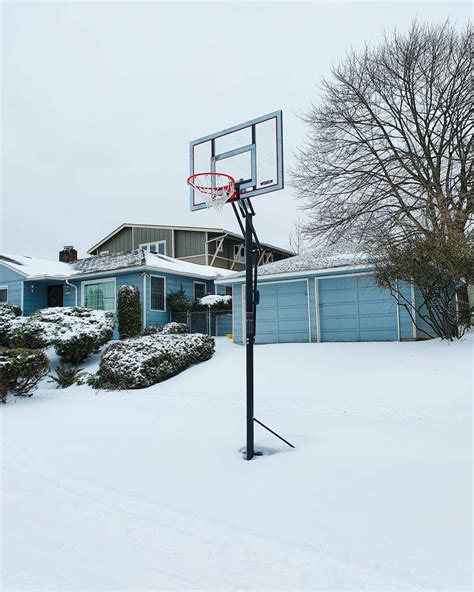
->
1;1;470;259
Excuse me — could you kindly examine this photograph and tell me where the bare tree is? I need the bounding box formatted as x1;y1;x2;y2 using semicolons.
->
288;219;309;254
292;22;472;248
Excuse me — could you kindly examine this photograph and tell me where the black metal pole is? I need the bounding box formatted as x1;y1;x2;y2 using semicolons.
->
245;206;255;461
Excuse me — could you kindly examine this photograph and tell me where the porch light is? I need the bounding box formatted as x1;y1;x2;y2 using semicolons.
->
30;284;34;293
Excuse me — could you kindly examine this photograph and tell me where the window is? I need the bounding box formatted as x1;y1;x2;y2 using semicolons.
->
82;279;115;311
140;241;166;256
194;282;206;300
0;287;7;303
262;252;273;264
225;286;232;296
151;276;165;311
233;244;245;263
216;239;224;253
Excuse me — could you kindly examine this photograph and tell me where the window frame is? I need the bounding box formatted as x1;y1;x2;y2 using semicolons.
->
0;285;8;304
140;241;166;256
193;281;207;301
150;274;166;312
233;244;245;262
81;278;116;312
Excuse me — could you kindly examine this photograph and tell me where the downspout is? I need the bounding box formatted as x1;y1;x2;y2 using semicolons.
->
142;273;148;331
65;279;78;306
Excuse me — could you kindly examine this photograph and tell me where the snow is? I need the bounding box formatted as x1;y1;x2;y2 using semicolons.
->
199;294;232;306
0;253;75;279
218;241;369;282
144;250;236;279
0;249;235;281
2;335;472;590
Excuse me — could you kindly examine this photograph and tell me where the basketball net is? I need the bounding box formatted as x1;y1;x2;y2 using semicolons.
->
187;172;236;213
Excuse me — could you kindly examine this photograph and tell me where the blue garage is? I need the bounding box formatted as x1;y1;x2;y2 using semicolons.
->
217;244;416;344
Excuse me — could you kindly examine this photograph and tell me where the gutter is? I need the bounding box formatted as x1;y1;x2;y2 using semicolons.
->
214;263;374;284
65;279;78;306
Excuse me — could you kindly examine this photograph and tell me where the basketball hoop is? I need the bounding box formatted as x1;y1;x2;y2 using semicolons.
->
187;172;236;213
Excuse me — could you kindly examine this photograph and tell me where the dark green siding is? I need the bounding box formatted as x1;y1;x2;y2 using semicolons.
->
96;227;133;254
133;227;172;251
174;230;206;258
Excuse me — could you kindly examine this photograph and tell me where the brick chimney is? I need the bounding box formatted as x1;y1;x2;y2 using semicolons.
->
59;245;78;263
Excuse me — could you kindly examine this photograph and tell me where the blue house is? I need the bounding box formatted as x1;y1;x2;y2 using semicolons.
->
0;248;234;330
215;243;421;344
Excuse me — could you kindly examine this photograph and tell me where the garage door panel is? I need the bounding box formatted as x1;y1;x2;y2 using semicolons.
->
319;276;356;291
253;281;310;344
319;275;398;342
322;330;360;342
277;293;308;307
320;289;357;304
277;306;308;320
358;301;396;315
359;329;397;341
358;286;392;302
320;303;358;317
321;316;358;331
359;315;397;330
278;318;308;332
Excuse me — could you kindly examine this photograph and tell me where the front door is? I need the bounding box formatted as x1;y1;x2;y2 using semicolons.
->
47;285;64;307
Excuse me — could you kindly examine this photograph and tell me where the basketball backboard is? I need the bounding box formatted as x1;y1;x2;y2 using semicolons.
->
189;110;283;211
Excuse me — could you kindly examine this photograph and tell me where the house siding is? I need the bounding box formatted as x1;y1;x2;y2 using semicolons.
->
94;227;133;254
0;265;24;309
133;227;172;252
174;230;206;259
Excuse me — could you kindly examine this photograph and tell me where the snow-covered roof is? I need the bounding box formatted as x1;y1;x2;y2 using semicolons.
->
215;242;370;283
0;253;75;279
0;249;236;281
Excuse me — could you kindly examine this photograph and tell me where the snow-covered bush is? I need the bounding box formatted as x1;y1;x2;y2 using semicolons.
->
97;333;214;389
0;303;22;347
143;324;164;336
9;318;49;349
117;285;141;340
31;307;115;364
161;322;188;335
0;347;49;398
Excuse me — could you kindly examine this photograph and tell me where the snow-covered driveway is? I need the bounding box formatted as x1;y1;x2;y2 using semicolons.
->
2;337;472;590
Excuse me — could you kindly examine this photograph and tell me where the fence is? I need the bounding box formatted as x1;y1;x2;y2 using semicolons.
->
171;310;232;337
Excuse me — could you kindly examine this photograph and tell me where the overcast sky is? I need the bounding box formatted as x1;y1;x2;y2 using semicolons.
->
1;1;470;259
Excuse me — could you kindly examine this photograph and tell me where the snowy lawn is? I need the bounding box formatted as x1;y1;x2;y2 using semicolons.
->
2;336;472;591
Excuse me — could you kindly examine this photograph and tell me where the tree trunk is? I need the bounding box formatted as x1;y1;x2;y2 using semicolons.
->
456;285;471;327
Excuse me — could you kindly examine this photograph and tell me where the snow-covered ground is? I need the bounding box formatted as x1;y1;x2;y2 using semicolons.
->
2;336;472;591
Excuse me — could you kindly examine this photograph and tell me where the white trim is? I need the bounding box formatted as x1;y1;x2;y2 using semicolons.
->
193;281;207;300
205;232;209;265
20;282;24;312
241;283;246;343
149;274;166;312
65;279;78;306
395;279;401;342
140;240;166;256
315;278;321;343
81;277;117;311
142;273;147;329
215;264;373;284
0;285;8;304
410;282;417;339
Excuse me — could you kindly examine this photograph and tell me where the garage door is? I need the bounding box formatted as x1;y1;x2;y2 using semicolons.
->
318;275;398;342
248;280;310;344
